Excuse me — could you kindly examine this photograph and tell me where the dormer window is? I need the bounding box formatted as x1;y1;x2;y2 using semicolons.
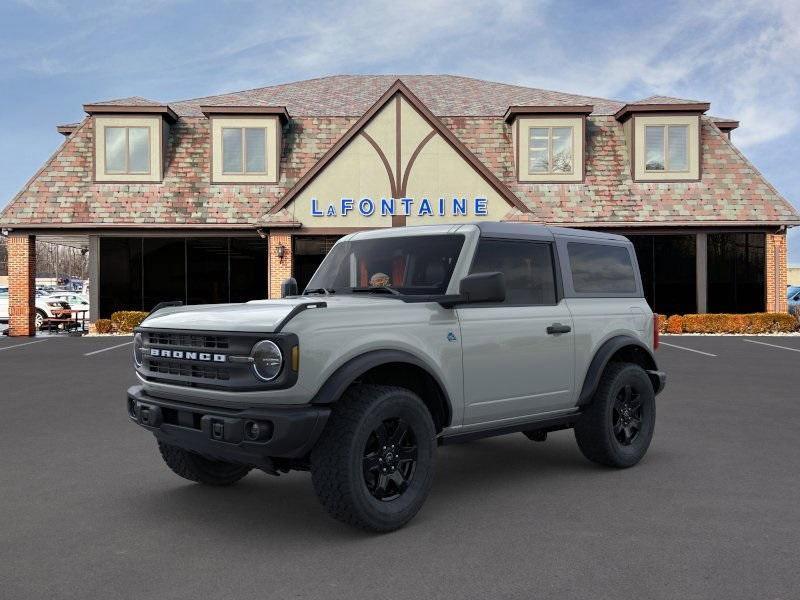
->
644;124;688;172
105;126;151;174
505;106;591;184
528;126;574;174
222;127;268;174
201;106;289;184
84;101;175;183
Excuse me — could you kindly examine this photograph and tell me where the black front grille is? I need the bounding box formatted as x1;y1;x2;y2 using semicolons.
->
136;327;298;392
146;331;230;350
147;358;231;382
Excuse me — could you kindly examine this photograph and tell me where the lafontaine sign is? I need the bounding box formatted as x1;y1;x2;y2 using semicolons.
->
310;196;488;218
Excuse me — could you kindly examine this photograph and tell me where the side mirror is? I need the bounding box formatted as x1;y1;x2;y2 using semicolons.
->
281;277;299;298
457;272;506;304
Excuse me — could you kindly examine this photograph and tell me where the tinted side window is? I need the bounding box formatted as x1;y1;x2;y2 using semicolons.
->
470;239;556;305
568;242;637;294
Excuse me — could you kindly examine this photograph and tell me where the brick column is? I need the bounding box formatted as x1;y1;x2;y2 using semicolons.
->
765;232;788;313
268;233;293;299
8;234;36;336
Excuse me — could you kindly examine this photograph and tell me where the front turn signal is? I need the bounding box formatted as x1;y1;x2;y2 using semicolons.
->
291;345;299;371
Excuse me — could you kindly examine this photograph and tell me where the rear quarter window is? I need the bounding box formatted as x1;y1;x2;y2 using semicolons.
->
567;242;637;295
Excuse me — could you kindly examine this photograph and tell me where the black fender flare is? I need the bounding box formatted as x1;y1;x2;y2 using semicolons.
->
577;335;658;406
310;349;453;427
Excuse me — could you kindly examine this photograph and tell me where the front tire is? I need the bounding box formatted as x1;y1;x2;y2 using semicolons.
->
35;309;46;330
574;362;656;468
311;384;436;532
157;441;252;486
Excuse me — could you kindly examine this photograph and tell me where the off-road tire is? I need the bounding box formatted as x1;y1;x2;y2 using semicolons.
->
574;362;655;468
311;384;436;532
157;441;252;486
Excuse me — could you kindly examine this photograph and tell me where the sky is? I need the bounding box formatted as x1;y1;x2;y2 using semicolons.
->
1;0;798;261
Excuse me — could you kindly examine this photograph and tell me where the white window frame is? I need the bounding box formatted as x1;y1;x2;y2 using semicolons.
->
527;126;575;176
644;124;689;173
221;127;268;175
104;126;152;175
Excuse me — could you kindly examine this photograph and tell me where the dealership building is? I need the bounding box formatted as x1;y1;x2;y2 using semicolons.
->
1;74;797;335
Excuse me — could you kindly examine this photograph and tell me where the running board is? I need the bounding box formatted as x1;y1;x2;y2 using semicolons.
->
439;411;581;446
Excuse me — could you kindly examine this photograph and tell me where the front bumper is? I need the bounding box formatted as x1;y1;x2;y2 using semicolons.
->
127;385;330;466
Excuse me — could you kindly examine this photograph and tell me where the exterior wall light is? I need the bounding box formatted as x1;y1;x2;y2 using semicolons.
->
276;243;286;262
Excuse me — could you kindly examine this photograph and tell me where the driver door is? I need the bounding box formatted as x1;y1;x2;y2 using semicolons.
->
458;238;575;427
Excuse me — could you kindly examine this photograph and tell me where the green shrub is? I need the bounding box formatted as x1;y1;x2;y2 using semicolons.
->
94;319;113;334
110;311;149;333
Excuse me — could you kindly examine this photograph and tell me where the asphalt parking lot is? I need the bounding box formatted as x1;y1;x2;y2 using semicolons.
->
1;335;799;599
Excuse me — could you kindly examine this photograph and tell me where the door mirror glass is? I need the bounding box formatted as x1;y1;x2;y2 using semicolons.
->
457;272;506;304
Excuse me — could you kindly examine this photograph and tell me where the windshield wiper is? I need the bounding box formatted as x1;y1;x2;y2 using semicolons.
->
304;287;335;295
349;286;401;296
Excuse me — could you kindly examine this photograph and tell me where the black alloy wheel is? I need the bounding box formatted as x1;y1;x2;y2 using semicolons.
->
311;384;437;532
612;384;643;446
362;418;418;501
574;362;656;468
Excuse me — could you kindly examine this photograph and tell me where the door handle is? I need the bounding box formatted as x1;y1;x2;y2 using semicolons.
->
546;323;571;335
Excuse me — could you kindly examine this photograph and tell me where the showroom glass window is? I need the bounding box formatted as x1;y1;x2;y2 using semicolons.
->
628;235;696;314
568;242;637;295
104;126;150;174
222;127;267;174
645;125;688;171
528;127;573;174
470;239;557;305
707;233;765;313
98;237;267;317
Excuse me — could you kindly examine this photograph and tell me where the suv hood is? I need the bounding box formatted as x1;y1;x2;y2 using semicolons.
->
139;295;404;333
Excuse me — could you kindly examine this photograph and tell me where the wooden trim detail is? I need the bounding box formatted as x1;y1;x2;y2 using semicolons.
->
268;79;529;215
614;102;710;122
200;105;290;122
360;130;398;199
83;104;178;122
504;104;593;123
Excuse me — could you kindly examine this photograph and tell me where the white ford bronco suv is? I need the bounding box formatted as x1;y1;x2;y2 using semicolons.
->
128;223;665;531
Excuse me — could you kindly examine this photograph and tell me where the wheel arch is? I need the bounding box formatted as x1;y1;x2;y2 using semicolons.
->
311;350;453;432
578;335;659;406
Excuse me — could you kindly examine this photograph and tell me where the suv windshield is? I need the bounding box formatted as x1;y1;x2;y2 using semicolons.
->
305;234;465;296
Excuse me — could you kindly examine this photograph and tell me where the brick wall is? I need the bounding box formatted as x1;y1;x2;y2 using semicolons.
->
268;233;293;299
8;234;36;336
765;233;788;312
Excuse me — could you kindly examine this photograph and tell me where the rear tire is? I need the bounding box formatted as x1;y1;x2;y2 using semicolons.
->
574;362;655;468
157;441;252;486
311;384;436;532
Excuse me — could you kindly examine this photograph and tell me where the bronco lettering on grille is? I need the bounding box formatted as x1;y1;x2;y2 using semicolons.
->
149;348;227;362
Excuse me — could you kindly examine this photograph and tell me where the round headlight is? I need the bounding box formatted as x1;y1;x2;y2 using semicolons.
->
133;332;144;367
251;340;283;381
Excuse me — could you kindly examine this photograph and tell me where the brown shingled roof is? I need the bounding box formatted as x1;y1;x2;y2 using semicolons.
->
167;74;626;117
87;96;164;106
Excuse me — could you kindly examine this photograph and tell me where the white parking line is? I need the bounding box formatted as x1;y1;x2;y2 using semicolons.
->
84;341;133;356
742;338;800;353
659;341;717;357
0;339;49;352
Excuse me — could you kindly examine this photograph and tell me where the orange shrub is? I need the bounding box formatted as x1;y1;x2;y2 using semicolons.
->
94;319;113;334
663;312;798;334
110;311;149;333
665;315;683;334
655;314;667;334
